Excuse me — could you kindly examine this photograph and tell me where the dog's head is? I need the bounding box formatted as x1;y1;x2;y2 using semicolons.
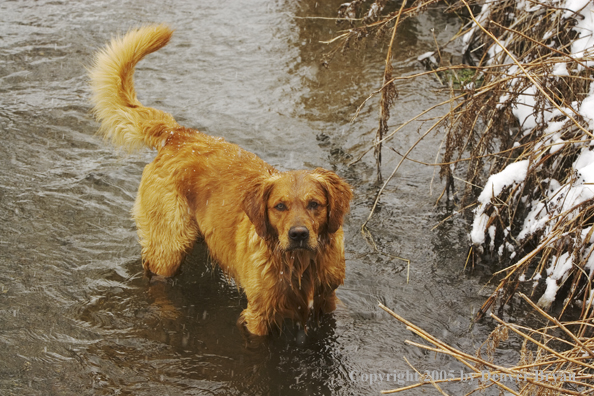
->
243;169;352;251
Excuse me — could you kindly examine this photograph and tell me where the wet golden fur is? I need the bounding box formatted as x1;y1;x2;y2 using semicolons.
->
89;25;352;336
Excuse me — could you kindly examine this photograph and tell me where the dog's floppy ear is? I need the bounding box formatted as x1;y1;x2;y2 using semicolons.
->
312;168;353;234
242;177;274;239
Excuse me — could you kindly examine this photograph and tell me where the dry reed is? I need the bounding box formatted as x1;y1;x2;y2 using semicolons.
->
379;299;594;395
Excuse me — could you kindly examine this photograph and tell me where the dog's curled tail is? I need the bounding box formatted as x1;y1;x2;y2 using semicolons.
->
89;24;178;150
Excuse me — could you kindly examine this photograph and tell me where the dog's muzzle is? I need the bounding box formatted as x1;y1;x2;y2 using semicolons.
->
288;226;311;250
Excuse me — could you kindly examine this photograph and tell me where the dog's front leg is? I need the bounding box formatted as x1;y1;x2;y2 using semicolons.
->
237;305;272;336
311;287;339;326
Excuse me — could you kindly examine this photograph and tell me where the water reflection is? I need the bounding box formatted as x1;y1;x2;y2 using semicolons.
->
74;238;350;394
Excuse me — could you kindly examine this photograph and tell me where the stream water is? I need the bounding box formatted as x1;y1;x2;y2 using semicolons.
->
1;1;520;395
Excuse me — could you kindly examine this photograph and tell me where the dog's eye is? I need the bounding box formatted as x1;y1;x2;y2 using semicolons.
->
308;201;319;210
274;203;286;211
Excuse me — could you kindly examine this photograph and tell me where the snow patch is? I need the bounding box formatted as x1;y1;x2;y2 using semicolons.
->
470;161;529;244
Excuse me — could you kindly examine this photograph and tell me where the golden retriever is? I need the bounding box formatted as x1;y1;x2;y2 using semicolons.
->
89;25;352;336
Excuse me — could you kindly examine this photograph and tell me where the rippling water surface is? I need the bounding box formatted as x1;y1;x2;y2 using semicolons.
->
1;1;513;395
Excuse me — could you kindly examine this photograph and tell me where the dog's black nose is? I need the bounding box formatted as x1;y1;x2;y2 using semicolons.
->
289;226;309;242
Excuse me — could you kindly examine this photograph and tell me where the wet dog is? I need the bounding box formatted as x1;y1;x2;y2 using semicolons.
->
89;25;352;336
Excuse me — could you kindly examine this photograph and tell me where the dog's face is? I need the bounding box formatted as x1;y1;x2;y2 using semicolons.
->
266;172;328;251
243;169;352;251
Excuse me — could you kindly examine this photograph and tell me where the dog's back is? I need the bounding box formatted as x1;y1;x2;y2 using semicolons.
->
90;25;274;277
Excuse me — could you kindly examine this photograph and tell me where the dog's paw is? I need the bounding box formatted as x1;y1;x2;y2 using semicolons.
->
144;267;171;284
